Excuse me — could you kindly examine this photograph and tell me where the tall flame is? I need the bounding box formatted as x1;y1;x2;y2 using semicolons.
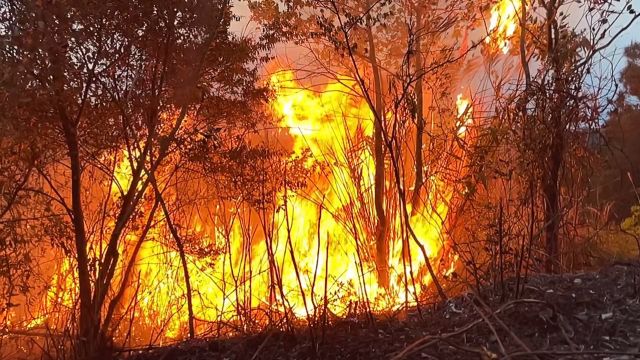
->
269;70;456;309
19;70;470;346
487;0;522;54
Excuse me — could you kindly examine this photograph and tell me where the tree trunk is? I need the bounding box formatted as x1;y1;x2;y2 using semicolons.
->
543;0;563;273
411;8;425;214
60;119;99;358
156;191;195;339
48;12;101;355
543;149;562;273
101;199;160;336
366;20;389;289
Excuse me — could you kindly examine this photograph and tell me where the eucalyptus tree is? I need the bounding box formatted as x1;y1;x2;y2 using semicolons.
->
0;0;271;356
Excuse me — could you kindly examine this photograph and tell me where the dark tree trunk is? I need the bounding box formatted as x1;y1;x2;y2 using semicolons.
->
411;8;425;214
542;0;563;273
366;21;389;289
52;34;100;355
156;190;196;339
61;118;100;358
543;119;563;273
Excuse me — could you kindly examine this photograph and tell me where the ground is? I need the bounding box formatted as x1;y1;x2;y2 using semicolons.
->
128;263;640;359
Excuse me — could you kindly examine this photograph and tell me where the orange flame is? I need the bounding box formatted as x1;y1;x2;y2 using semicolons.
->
269;70;455;310
21;70;469;346
456;93;473;136
487;0;522;54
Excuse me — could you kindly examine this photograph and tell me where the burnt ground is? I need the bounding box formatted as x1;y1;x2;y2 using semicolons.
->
128;263;640;360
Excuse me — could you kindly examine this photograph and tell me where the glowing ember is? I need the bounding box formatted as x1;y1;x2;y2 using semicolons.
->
486;0;522;54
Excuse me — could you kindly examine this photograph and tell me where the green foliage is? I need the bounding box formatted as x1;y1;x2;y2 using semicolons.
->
621;205;640;237
621;43;640;99
599;230;638;260
589;42;640;220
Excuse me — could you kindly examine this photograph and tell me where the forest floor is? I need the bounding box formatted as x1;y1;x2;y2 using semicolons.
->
129;262;640;360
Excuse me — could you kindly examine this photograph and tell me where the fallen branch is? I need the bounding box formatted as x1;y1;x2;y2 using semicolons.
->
250;331;274;360
0;329;65;338
469;297;508;358
472;295;536;358
504;350;640;359
391;299;546;360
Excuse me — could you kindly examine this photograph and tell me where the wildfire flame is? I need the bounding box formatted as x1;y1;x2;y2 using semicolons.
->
456;93;473;136
486;0;522;54
269;70;456;307
19;70;471;345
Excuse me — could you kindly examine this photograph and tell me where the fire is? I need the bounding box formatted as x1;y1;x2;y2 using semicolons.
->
486;0;522;54
20;70;469;346
269;70;455;309
456;93;473;136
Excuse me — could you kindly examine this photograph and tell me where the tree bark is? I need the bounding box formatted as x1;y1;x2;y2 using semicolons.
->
101;199;160;336
411;8;425;214
51;32;98;354
60;117;98;358
543;0;563;273
543;148;562;273
154;186;196;339
366;19;389;289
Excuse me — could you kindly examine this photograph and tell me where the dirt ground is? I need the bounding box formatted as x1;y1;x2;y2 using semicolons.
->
128;263;640;359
